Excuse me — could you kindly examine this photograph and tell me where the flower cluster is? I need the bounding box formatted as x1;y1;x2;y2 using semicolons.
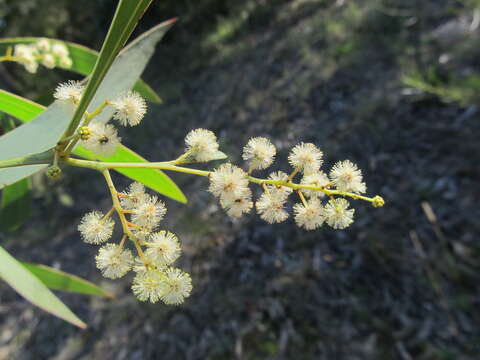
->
72;119;382;307
78;182;192;305
53;80;147;157
207;136;370;230
13;39;72;73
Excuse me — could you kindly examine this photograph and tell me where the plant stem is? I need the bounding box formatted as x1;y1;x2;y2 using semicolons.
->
67;157;382;205
297;190;308;206
101;169;145;259
0;55;21;62
59;100;111;157
0;149;54;169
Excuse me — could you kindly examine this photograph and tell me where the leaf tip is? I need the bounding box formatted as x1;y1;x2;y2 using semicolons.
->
77;321;88;329
165;17;178;25
105;291;116;300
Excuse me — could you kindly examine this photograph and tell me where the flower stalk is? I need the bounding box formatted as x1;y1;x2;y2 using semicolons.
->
65;157;384;206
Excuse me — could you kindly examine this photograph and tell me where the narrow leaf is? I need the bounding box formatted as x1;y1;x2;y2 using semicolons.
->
0;18;177;191
21;262;114;298
0;178;31;231
0;90;186;202
0;90;44;121
64;0;156;137
0;246;86;328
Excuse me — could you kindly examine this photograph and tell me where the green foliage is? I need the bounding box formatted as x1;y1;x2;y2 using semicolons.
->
64;0;155;138
0;0;182;327
0;38;162;104
0;117;32;231
0;178;31;231
0;246;86;328
21;262;114;298
0;89;186;202
403;69;480;106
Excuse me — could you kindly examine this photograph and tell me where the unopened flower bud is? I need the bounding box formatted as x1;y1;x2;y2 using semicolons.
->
46;165;62;179
78;126;92;140
372;195;385;208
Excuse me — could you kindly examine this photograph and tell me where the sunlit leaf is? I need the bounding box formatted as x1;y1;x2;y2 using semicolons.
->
0;178;31;231
64;0;158;137
0;246;86;328
0;90;186;202
0;16;178;192
21;262;114;298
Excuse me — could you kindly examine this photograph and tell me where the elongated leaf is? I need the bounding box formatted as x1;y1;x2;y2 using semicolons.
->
0;90;186;202
0;90;44;121
0;88;74;187
0;116;32;231
0;38;161;103
0;178;31;231
21;262;113;298
80;20;176;125
64;0;156;137
0;18;177;191
0;246;86;328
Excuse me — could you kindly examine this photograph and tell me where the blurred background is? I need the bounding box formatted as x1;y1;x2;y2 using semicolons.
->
0;0;479;359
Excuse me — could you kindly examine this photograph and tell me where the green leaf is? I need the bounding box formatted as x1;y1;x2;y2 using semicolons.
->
0;246;86;328
0;114;32;231
0;38;162;104
21;262;113;298
64;0;157;137
0;90;44;121
0;178;31;231
0;90;186;202
0;91;70;188
0;17;177;191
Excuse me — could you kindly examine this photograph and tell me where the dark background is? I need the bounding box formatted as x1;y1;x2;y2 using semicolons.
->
0;0;479;359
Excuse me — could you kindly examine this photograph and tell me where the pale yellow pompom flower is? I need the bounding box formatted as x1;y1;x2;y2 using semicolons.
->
35;38;51;53
293;197;325;230
131;224;155;241
324;198;355;229
220;187;253;218
58;55;73;68
242;137;276;171
209;163;250;200
78;211;114;244
120;182;148;210
112;91;147;126
266;171;293;196
145;231;181;266
288;142;323;174
24;58;39;74
95;243;133;279
41;53;56;69
301;171;330;198
82;122;121;157
184;128;219;162
131;195;167;228
51;43;69;57
132;268;165;303
54;80;84;105
329;160;366;194
159;268;193;305
256;191;289;224
14;44;34;58
14;44;39;74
